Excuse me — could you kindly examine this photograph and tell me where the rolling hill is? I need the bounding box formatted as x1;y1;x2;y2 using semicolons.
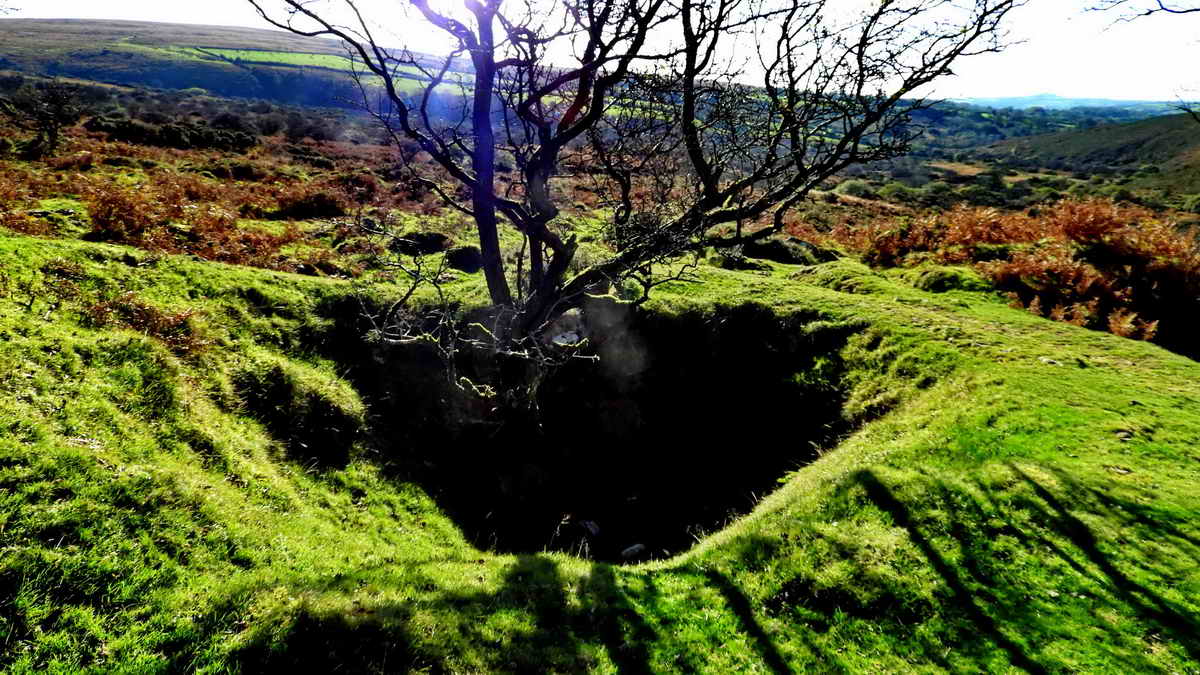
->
0;18;466;108
0;18;1182;139
1;32;1199;669
960;93;1175;113
975;112;1200;193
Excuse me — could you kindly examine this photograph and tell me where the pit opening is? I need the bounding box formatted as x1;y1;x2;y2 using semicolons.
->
332;300;866;562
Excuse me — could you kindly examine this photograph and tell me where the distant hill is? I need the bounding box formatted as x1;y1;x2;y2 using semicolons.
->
0;19;1181;147
960;93;1176;114
975;112;1200;192
0;18;464;108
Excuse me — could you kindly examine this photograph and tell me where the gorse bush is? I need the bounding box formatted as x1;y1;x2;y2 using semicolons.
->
797;199;1200;354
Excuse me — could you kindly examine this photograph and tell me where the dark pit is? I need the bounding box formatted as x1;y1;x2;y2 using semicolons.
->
318;298;865;562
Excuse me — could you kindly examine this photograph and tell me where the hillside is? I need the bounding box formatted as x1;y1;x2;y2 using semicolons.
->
0;19;1179;138
0;19;466;108
960;93;1175;113
0;19;354;57
2;25;1199;673
2;231;1199;671
976;112;1200;192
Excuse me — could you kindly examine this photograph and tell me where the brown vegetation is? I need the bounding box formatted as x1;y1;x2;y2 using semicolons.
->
795;199;1200;347
84;291;209;355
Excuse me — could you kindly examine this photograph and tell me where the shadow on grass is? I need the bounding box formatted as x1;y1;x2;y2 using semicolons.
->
209;555;663;673
853;467;1200;671
209;553;819;673
187;463;1200;672
704;569;795;675
1011;465;1200;662
857;471;1050;674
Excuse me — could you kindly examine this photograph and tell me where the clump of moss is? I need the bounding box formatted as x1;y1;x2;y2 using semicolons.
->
901;265;992;293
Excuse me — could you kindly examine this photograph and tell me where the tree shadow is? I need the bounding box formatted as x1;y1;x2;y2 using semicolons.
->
853;466;1200;672
205;554;658;673
1009;464;1200;662
203;550;841;673
857;470;1050;674
704;569;795;675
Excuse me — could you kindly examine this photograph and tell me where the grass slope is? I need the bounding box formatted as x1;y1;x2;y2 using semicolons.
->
1;231;1198;672
981;112;1200;192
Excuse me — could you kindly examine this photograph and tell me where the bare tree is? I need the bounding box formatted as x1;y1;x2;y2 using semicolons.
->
248;0;1023;343
1089;0;1200;18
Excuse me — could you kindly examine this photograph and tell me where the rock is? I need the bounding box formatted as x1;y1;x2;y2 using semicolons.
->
711;254;771;271
389;231;452;256
743;236;839;265
1038;357;1062;366
621;543;647;559
445;245;483;273
551;331;581;346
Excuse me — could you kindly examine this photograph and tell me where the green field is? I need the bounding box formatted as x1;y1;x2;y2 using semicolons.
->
185;47;454;81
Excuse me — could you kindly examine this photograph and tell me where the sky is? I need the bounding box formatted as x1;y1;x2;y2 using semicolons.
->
7;0;1199;101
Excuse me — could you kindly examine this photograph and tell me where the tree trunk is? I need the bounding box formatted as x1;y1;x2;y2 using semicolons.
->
471;5;513;308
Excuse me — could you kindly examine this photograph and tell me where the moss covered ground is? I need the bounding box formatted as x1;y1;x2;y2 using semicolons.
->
1;229;1198;673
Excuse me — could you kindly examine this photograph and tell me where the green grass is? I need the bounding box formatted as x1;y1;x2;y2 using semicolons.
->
1;229;1198;672
188;48;363;70
111;43;215;64
184;48;450;81
180;47;471;97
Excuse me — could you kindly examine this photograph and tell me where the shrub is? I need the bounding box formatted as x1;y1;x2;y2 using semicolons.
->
878;182;920;204
800;200;1200;353
84;116;257;152
45;151;95;171
82;185;167;244
196;160;270;182
835;179;876;199
274;183;349;220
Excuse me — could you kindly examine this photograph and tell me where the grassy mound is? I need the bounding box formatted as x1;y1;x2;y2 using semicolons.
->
1;230;1198;672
